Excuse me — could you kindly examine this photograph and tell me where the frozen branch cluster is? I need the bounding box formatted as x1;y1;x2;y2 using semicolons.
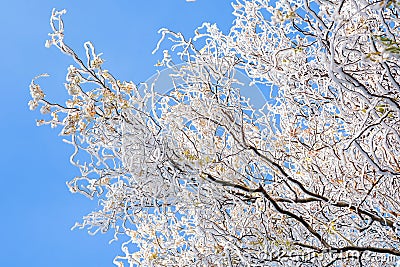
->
29;1;400;266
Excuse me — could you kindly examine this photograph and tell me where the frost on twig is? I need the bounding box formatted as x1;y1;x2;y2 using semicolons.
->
29;1;400;266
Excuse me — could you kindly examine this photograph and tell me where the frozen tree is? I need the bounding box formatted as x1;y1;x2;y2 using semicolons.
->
29;1;400;266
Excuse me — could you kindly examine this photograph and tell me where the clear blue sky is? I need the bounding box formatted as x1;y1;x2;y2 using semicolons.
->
0;1;234;266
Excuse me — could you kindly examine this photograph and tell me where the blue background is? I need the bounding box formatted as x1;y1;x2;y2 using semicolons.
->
0;1;233;266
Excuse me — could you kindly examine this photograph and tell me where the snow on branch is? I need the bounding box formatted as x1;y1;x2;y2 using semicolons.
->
30;1;400;266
